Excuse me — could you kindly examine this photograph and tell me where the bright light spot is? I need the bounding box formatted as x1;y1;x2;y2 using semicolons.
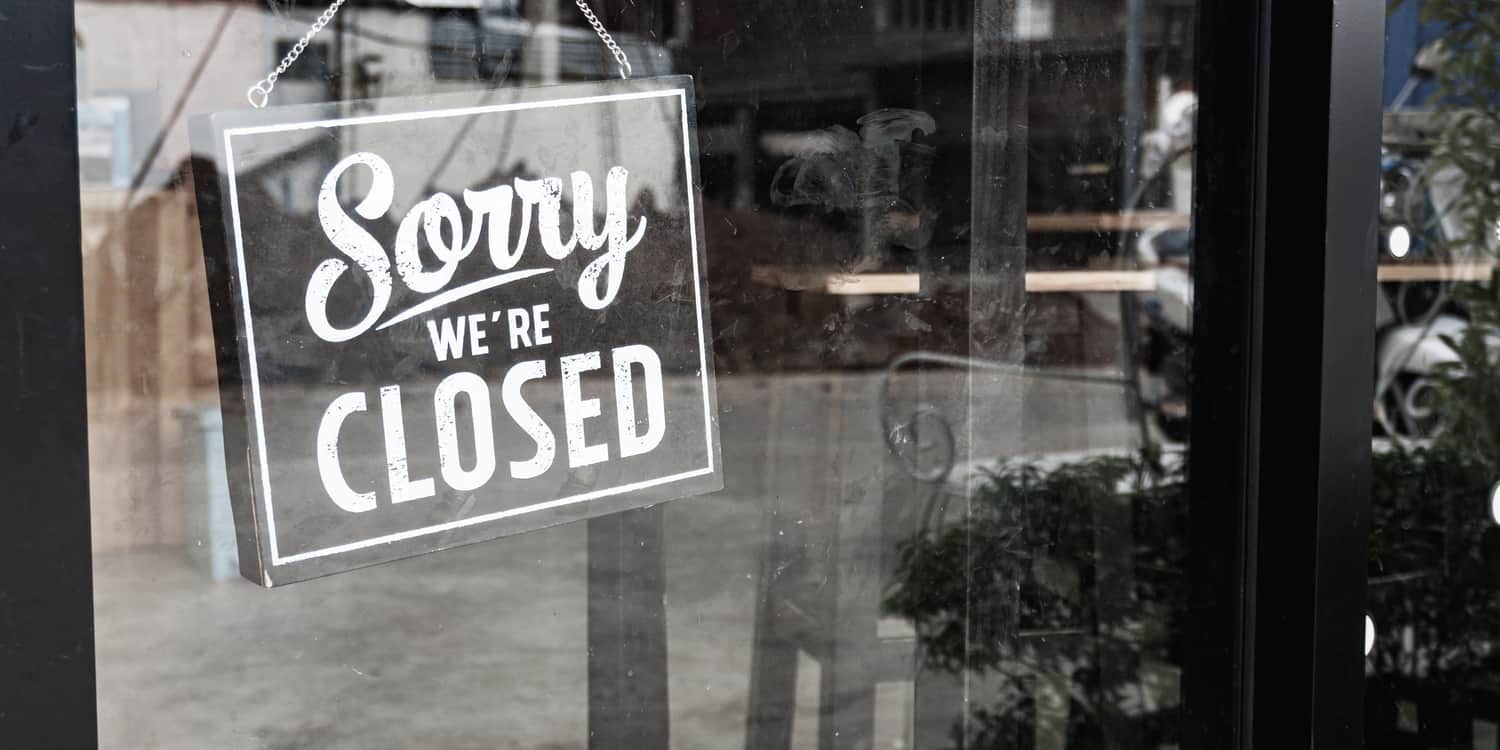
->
1489;481;1500;525
1365;615;1376;656
1388;225;1411;259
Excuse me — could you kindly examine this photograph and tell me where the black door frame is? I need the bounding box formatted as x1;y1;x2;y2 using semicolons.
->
1249;0;1385;745
0;1;97;747
0;1;1384;746
1185;0;1384;746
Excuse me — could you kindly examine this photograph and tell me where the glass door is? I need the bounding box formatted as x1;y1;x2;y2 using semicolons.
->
38;0;1260;746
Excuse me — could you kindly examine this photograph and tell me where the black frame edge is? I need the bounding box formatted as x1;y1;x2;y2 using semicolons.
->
1249;0;1384;746
0;2;98;746
1310;0;1384;743
1181;0;1265;744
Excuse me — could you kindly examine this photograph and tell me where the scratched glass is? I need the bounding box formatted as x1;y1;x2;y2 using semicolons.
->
80;0;1200;747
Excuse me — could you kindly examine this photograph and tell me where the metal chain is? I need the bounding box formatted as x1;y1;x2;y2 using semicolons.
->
247;0;348;109
574;0;632;80
246;0;632;108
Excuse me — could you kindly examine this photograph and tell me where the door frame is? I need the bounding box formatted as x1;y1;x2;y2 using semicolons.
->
0;2;97;746
1185;0;1384;746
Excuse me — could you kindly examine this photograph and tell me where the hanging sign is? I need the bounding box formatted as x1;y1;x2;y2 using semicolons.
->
190;77;719;586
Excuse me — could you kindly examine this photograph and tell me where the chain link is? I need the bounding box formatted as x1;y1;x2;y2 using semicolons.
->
248;0;348;109
574;0;632;80
247;0;632;109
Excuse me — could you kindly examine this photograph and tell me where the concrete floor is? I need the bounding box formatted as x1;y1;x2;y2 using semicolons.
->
94;370;1139;749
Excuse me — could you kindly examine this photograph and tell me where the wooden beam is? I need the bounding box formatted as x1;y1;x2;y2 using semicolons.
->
1375;263;1496;283
750;265;1163;295
1026;210;1190;233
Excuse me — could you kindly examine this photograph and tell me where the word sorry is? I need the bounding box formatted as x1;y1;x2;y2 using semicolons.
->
307;152;647;342
316;345;666;513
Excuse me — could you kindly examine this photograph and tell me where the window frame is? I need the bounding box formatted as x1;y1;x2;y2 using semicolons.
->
0;2;98;746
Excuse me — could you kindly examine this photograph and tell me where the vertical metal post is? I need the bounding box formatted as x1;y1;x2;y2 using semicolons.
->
331;0;346;101
1116;0;1148;445
1122;0;1145;201
587;506;671;749
1100;9;1150;747
526;0;561;83
733;106;756;211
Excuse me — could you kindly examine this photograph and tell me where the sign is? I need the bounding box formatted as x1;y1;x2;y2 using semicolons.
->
191;77;720;586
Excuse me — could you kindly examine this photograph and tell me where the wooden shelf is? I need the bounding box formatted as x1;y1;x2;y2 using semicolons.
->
1025;270;1159;293
751;265;1163;295
1377;263;1496;282
750;266;922;295
1026;210;1190;233
751;262;1499;297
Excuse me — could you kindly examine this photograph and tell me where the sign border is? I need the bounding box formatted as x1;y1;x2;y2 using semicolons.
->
219;87;715;567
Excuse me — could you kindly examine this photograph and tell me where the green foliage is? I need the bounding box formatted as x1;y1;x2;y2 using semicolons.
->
883;450;1186;746
1367;442;1500;677
1403;0;1500;260
1431;274;1500;464
1369;0;1500;725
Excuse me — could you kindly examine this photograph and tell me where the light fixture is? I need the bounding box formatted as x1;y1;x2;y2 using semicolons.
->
1388;225;1411;259
1365;615;1375;656
1490;481;1500;525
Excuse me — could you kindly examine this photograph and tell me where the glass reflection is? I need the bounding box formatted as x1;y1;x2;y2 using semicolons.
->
80;0;1201;747
1366;2;1500;747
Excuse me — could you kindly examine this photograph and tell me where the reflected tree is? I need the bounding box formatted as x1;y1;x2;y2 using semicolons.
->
884;450;1187;748
1367;1;1500;745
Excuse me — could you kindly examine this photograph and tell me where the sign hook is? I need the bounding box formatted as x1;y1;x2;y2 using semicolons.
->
574;0;633;80
246;0;347;109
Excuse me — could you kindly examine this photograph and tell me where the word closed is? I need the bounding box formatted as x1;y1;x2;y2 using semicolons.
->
317;346;666;512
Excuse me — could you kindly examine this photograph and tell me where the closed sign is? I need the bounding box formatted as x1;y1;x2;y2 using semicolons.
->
191;78;720;586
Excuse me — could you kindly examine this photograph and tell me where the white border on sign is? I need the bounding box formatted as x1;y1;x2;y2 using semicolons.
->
222;88;716;566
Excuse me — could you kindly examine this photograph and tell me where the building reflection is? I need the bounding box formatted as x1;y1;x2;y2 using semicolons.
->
79;0;1201;747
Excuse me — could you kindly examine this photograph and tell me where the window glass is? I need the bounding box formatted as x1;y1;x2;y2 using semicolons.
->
1364;3;1500;747
78;0;1201;746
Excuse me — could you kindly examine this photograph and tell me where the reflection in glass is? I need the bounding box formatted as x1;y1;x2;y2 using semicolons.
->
1366;2;1500;747
79;0;1202;746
